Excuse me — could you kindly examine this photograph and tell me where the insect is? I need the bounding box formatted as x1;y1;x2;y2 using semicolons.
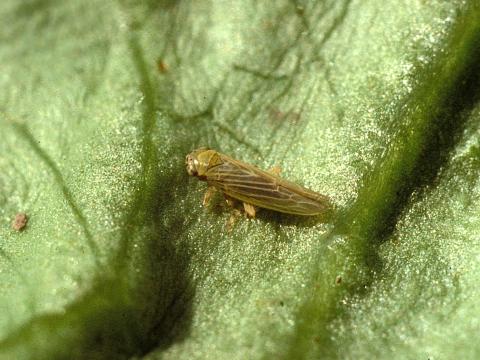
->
185;148;331;217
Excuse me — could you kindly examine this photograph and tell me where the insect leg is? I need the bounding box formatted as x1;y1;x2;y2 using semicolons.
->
269;166;282;176
243;202;257;218
223;194;241;231
226;208;242;232
202;186;216;207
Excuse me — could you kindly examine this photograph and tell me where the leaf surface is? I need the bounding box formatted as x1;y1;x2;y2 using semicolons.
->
0;1;479;359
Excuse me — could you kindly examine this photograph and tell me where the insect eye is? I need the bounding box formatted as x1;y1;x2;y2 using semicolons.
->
186;155;198;176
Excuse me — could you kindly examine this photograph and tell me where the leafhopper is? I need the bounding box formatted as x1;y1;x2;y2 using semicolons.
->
185;148;331;217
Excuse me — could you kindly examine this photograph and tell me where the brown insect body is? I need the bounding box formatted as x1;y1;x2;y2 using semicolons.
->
186;148;330;216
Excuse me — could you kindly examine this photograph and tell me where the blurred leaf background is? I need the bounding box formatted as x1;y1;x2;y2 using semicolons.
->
1;1;479;359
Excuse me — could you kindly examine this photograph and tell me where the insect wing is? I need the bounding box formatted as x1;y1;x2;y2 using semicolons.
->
205;155;328;215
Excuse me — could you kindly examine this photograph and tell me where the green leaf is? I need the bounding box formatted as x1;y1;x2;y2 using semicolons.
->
1;1;479;359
